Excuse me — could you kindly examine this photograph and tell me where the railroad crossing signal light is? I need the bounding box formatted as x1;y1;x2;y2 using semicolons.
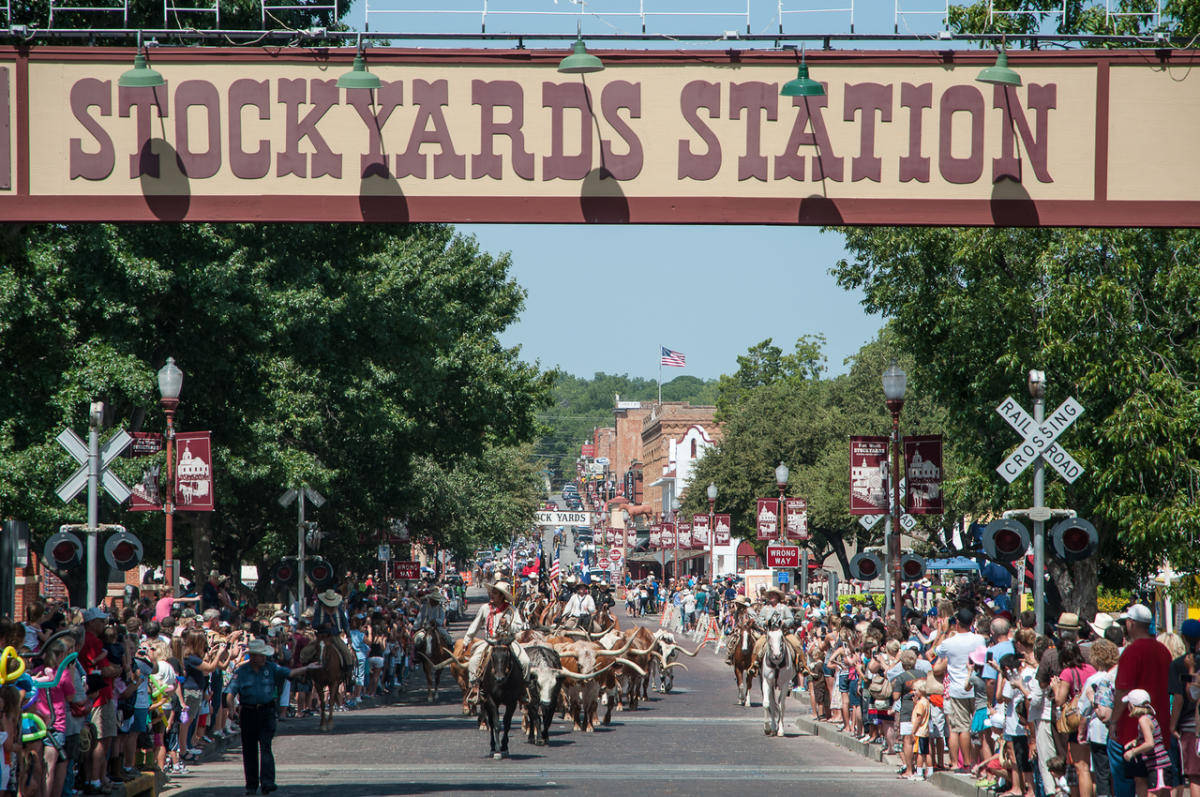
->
900;553;926;582
982;519;1031;563
1050;518;1098;562
103;531;143;571
43;531;83;571
307;557;336;589
849;552;884;581
271;558;297;586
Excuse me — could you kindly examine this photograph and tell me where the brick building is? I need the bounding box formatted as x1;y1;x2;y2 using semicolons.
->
613;398;652;503
640;402;722;518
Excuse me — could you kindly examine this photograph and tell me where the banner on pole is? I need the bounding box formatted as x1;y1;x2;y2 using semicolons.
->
850;435;890;515
175;432;214;511
713;514;732;545
692;515;711;548
649;525;662;549
784;498;809;541
677;522;693;550
128;464;164;512
660;522;676;549
904;435;944;514
756;498;780;540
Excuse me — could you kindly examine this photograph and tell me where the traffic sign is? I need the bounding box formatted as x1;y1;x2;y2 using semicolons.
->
766;545;800;568
55;428;133;504
608;548;623;564
859;514;883;530
391;560;420;580
996;395;1084;483
377;544;391;561
598;557;610;569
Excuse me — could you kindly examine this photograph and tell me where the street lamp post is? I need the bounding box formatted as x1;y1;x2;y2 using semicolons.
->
775;462;794;595
882;361;908;631
157;357;183;594
706;482;718;580
670;496;681;583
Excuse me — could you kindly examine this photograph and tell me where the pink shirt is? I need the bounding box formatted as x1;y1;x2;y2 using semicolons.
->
37;665;76;733
154;596;176;622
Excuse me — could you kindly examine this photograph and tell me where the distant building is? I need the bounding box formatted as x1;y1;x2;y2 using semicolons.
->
641;402;722;518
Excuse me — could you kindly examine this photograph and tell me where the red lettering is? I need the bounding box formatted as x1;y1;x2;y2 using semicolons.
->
118;83;169;178
276;78;341;179
678;81;721;181
228;79;270;180
69;78;114;181
600;80;643;181
174;80;221;179
541;82;592;181
729;82;777;182
471;80;534;181
843;82;892;182
396;79;465;180
939;85;984;185
347;81;403;177
898;83;932;183
992;84;1056;183
772;91;842;182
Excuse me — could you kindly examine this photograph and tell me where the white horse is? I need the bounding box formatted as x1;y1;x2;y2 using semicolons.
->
759;627;795;737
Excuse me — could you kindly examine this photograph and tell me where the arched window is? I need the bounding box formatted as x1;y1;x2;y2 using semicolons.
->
690;439;697;458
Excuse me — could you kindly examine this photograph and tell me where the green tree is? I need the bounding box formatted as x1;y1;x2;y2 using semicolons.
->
715;335;828;419
0;222;550;601
832;227;1200;614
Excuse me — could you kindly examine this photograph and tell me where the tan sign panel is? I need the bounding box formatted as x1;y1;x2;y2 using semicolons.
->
0;47;1195;225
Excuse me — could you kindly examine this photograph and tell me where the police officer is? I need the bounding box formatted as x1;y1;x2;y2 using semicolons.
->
229;638;320;795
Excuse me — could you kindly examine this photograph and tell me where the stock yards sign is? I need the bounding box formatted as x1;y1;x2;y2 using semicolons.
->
0;48;1196;225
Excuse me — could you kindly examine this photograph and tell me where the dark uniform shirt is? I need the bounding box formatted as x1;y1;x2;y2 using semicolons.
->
230;661;290;706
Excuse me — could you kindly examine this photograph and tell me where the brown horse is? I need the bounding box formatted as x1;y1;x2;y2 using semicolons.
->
306;638;346;731
729;621;759;707
416;624;451;703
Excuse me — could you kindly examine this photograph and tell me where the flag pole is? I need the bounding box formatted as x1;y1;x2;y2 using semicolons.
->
658;345;662;406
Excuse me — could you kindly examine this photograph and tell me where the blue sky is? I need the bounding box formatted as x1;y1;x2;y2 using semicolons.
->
461;224;880;381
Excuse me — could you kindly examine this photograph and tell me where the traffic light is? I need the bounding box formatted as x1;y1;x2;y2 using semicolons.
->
42;531;84;571
270;558;297;586
102;531;143;571
899;553;926;582
982;518;1030;562
307;557;336;589
1050;518;1098;562
849;552;884;581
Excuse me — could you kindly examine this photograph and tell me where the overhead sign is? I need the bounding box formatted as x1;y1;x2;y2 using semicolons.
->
6;48;1198;227
535;510;594;527
996;396;1084;483
392;560;420;580
766;545;801;568
56;428;132;504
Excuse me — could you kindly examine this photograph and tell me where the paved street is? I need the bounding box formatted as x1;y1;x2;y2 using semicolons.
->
174;575;945;796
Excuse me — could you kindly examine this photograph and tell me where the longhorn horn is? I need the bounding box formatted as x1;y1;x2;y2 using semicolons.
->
595;634;636;658
669;641;704;658
613;657;647;677
664;661;688;671
425;656;459;671
554;659;618;680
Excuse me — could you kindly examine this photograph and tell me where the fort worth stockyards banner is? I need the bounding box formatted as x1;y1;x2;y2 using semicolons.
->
0;47;1195;225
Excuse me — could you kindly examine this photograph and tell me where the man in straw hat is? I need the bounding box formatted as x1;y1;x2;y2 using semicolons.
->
228;638;321;795
563;579;596;631
462;581;529;697
414;590;452;652
749;587;802;674
723;594;755;666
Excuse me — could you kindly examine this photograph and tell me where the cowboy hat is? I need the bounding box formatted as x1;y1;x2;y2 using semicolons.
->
489;581;513;602
1089;613;1116;637
734;595;751;607
317;590;343;607
425;592;443;603
923;673;944;696
246;638;275;656
1055;612;1082;630
764;587;785;600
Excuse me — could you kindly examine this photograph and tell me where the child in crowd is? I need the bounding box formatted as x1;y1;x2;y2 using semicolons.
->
1046;756;1070;797
911;681;932;781
1121;689;1175;795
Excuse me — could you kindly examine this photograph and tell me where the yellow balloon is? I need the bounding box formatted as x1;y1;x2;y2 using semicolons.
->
0;646;25;684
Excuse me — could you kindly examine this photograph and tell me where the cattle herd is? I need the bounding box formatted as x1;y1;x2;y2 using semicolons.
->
431;602;701;757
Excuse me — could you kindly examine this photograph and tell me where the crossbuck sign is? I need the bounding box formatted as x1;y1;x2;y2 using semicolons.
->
996;396;1085;483
55;428;132;504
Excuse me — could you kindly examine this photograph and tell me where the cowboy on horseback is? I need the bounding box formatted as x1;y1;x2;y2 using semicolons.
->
724;595;756;665
463;581;529;699
562;580;596;631
749;588;803;675
308;590;357;680
413;591;452;651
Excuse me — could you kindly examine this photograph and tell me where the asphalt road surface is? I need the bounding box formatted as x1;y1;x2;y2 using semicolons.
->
175;586;945;796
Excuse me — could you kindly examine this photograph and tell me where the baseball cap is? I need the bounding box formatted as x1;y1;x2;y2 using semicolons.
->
1181;619;1200;639
1122;689;1153;710
1122;604;1153;624
82;607;108;623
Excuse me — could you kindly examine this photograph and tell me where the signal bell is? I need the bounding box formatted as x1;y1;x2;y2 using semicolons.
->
982;518;1031;562
849;552;884;581
900;553;926;582
103;531;143;571
1050;518;1098;561
43;531;84;571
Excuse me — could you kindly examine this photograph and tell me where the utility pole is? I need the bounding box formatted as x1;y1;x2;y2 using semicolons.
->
279;485;326;614
1030;373;1047;635
86;403;101;608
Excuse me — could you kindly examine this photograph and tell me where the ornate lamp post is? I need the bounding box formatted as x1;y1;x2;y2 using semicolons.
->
706;482;718;579
882;361;908;630
670;496;681;582
157;357;183;592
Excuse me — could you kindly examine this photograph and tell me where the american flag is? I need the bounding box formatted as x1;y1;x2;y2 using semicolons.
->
549;546;561;593
661;347;686;367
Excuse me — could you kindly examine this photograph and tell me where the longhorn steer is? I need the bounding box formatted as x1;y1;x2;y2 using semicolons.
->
523;645;563;746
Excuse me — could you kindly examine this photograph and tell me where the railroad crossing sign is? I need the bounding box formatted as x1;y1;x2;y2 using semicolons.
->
55;428;132;504
995;396;1085;483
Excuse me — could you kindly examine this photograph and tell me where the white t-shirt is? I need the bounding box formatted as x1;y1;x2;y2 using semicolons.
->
1079;670;1112;745
936;632;986;699
1001;665;1035;736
